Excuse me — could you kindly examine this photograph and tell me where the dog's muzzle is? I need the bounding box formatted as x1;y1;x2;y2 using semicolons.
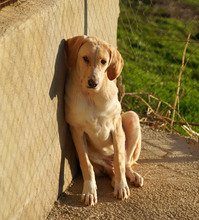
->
88;78;98;88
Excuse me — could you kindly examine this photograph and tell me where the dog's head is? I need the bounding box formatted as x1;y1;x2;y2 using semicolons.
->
65;36;123;92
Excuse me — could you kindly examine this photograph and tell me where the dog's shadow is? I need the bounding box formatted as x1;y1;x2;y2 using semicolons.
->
58;174;142;207
49;39;77;198
58;174;117;207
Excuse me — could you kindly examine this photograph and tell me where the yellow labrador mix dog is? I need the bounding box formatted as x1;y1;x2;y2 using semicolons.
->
64;36;143;206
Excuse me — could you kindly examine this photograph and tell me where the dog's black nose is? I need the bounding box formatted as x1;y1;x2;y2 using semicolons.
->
88;79;98;88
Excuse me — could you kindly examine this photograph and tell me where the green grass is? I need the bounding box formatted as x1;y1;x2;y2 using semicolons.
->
118;0;199;134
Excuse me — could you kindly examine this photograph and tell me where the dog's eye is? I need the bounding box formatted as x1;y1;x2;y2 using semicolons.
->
101;59;106;65
83;56;89;63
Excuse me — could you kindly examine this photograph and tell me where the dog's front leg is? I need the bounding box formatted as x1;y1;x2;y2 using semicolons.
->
70;126;97;206
112;117;130;200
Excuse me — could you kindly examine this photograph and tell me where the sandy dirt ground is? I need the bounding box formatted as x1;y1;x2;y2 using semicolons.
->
47;126;199;220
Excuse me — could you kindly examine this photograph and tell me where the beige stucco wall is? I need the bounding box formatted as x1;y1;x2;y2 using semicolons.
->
87;0;119;47
0;0;120;219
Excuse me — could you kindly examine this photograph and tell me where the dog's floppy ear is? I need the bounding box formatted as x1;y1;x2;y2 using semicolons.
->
65;36;87;67
107;46;124;80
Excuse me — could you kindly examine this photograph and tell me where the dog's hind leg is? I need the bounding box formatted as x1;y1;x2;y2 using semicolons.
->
122;111;143;187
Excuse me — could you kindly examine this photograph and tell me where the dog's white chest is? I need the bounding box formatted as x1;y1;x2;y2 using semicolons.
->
85;114;112;140
74;97;116;135
66;92;120;149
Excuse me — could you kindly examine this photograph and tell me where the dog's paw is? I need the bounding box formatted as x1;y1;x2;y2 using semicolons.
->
81;180;97;206
126;169;144;187
114;181;130;200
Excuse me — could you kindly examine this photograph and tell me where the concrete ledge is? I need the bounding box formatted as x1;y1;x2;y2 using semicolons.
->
0;0;120;219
